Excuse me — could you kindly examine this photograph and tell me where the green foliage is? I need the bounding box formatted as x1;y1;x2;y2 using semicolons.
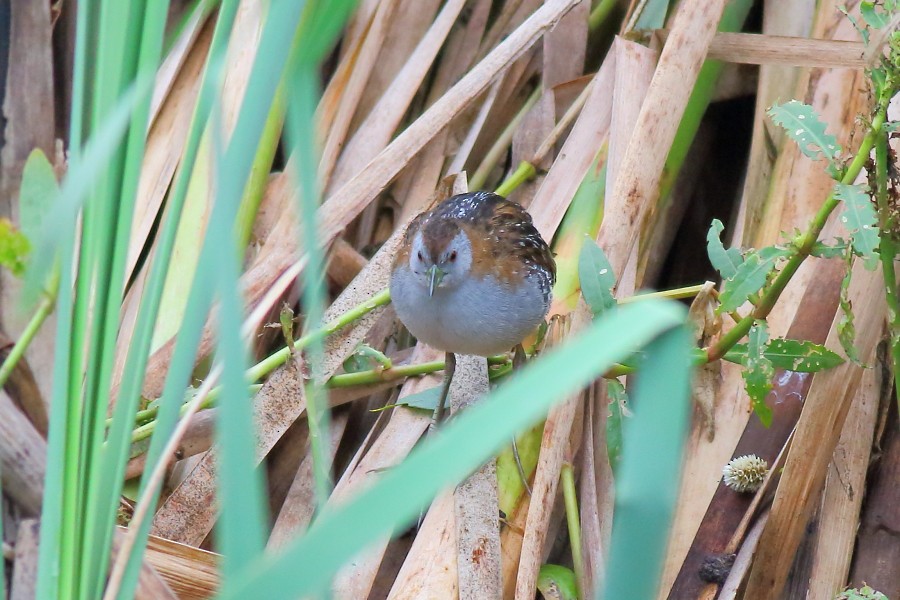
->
860;1;898;29
218;301;693;599
810;239;849;259
836;584;889;600
742;320;774;426
0;219;30;277
718;246;790;313
768;100;842;177
723;338;844;373
19;149;59;247
606;379;627;473
578;237;617;314
839;266;865;365
706;219;744;279
536;564;578;600
836;183;881;270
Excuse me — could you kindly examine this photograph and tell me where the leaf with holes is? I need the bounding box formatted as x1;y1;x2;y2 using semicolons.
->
810;239;849;259
838;267;865;365
706;219;744;279
579;237;617;315
861;1;891;28
836;183;880;270
718;246;791;313
724;338;844;372
768;101;841;174
743;320;774;427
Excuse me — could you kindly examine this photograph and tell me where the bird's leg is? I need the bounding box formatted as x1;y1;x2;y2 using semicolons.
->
510;343;532;496
430;351;456;433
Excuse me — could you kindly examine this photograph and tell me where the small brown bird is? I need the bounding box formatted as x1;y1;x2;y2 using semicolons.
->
390;191;556;427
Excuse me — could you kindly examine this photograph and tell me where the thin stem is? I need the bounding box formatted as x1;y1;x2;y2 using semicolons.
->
561;462;584;599
875;123;900;415
0;272;58;389
618;283;705;304
495;161;537;198
470;87;540;191
589;0;619;31
706;107;888;362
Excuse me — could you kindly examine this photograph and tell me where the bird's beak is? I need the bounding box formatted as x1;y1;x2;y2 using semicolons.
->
427;265;446;296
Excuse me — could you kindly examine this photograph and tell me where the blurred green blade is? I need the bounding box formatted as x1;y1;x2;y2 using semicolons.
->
217;299;690;600
602;319;694;598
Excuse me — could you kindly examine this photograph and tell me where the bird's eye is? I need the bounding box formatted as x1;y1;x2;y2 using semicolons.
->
417;250;424;261
448;250;457;262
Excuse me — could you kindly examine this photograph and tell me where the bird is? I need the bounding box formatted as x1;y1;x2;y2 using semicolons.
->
390;191;556;430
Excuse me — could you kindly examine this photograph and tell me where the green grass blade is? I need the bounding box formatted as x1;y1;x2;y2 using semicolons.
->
217;300;689;600
602;321;694;599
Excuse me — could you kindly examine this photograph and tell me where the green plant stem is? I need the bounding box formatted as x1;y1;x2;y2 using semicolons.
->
618;283;704;304
560;462;584;599
706;107;888;362
469;88;540;191
495;161;537;197
329;360;446;387
875;124;900;415
0;273;58;389
588;0;618;31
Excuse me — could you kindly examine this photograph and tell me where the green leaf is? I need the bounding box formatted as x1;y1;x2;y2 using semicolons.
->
810;239;849;259
838;267;865;365
860;2;889;28
839;6;870;45
768;101;841;172
742;320;774;427
706;219;744;279
718;246;790;313
537;564;578;600
723;338;844;372
633;0;669;30
835;183;880;270
578;237;617;314
19;148;59;245
606;379;627;473
218;300;692;600
0;219;31;277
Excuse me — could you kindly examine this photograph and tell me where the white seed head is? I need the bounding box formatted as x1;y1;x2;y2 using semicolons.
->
722;454;769;493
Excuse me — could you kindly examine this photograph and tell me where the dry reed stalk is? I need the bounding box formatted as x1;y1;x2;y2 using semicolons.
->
0;391;45;516
149;3;211;126
743;261;885;598
733;0;816;246
805;362;882;597
126;9;209;276
706;32;866;68
528;55;614;239
326;0;468;194
139;530;218;599
268;413;349;550
9;519;39;600
578;381;614;597
317;0;400;189
451;355;499;600
330;351;439;599
386;491;458;599
513;315;578;600
599;0;727;277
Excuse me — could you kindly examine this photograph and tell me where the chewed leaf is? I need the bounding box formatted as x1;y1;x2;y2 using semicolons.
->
743;320;774;427
718;246;790;313
0;219;31;277
768;101;841;170
579;237;617;315
838;267;865;365
840;6;870;45
606;379;628;473
861;1;890;28
810;239;849;259
723;338;844;372
537;565;579;600
835;183;880;270
706;219;744;279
